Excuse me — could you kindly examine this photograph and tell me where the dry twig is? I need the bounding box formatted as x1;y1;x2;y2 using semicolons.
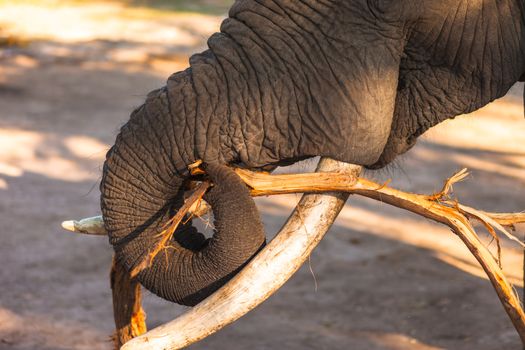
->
129;181;210;278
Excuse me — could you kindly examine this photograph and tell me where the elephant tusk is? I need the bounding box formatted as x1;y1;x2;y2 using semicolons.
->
61;199;211;236
121;158;362;350
61;216;107;236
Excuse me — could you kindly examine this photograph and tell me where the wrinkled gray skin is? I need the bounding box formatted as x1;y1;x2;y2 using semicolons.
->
100;0;525;306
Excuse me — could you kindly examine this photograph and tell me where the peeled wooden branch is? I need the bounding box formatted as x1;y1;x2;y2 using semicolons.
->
63;206;524;237
62;170;524;237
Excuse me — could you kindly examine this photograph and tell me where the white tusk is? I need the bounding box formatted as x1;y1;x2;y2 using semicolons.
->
61;200;211;236
122;158;362;350
61;216;107;236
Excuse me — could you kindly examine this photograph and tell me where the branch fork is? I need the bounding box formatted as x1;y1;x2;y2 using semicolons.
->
62;160;525;349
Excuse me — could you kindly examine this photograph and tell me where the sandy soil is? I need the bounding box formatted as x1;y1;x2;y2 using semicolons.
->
0;2;524;349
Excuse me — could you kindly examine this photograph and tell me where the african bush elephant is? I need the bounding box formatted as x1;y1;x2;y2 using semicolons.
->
100;0;525;306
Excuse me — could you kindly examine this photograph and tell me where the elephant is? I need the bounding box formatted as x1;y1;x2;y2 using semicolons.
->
100;0;525;307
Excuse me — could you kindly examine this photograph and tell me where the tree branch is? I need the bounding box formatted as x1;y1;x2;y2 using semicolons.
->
63;165;525;347
232;167;525;343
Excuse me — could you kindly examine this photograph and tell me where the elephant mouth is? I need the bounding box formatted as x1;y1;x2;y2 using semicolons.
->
369;135;417;169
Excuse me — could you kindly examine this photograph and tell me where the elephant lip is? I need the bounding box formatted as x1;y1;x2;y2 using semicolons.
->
121;158;362;350
369;135;417;169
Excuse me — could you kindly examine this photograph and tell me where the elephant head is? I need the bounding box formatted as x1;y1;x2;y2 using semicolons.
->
101;0;525;306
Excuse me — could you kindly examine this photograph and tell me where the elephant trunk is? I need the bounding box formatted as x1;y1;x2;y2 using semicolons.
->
100;0;406;306
100;83;265;306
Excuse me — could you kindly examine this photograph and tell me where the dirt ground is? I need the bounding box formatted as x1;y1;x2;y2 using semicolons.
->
1;2;524;349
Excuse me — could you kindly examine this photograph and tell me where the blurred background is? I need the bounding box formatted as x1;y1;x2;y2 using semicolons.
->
0;1;524;349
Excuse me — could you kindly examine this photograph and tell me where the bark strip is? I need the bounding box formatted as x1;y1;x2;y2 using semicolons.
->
110;256;147;349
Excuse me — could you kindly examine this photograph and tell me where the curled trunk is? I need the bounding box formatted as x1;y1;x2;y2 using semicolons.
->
100;87;265;306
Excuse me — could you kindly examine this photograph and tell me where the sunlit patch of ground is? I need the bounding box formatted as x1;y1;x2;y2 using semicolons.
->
359;331;444;350
0;1;226;78
0;0;233;15
0;128;107;185
0;1;224;43
419;99;525;181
